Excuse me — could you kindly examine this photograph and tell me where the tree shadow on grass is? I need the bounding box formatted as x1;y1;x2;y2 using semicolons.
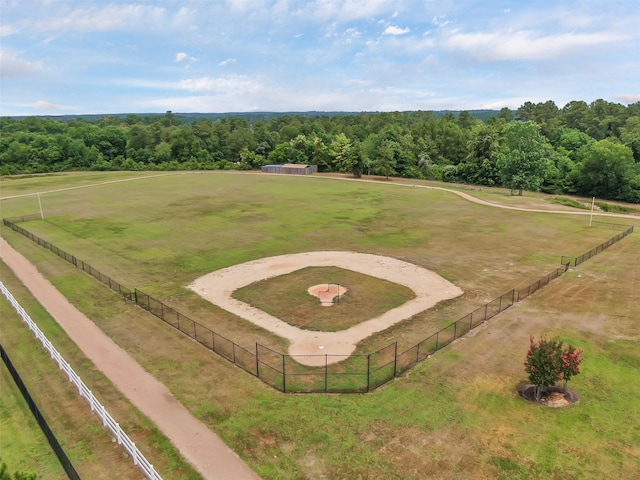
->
518;384;580;408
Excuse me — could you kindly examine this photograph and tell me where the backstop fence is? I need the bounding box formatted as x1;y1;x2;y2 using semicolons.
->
2;216;634;393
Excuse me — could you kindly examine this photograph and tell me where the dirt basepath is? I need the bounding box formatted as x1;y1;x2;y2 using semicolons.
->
0;237;260;480
189;251;463;366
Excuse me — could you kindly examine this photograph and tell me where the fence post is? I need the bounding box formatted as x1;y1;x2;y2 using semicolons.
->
325;355;328;393
366;354;371;392
282;353;286;393
255;343;260;378
393;341;398;378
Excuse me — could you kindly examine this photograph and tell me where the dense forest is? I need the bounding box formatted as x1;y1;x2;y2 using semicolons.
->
1;99;639;203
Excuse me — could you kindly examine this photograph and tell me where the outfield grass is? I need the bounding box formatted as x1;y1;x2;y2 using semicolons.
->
1;171;639;479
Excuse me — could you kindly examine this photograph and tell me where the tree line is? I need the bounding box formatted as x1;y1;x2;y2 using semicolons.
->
1;99;639;203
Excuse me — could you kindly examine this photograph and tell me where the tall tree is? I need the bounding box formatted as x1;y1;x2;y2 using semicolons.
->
575;139;637;201
330;133;364;177
375;139;398;180
496;121;552;195
620;116;640;161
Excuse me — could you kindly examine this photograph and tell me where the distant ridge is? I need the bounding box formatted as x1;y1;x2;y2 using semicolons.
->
5;110;504;123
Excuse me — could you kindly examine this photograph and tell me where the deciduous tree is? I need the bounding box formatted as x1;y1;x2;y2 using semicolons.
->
496;121;552;195
525;336;583;401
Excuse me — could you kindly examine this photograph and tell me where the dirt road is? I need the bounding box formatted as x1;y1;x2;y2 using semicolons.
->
0;237;260;480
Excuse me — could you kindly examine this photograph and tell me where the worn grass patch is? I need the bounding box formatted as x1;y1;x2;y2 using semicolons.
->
233;266;415;331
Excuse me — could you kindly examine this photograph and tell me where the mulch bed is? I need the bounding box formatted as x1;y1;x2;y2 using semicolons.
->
518;384;580;407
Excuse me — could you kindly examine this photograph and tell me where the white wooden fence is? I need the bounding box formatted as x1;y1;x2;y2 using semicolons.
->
0;281;163;480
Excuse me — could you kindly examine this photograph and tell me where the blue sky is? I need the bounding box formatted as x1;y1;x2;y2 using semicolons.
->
1;0;639;116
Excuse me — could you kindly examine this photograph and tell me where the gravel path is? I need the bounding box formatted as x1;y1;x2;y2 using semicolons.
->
0;237;260;480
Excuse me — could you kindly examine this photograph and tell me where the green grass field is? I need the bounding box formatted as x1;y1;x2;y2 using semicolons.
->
1;171;639;479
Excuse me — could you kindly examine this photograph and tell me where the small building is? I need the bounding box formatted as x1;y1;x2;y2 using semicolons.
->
261;164;318;175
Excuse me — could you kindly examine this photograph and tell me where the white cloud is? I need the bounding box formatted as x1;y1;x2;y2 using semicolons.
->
29;4;167;34
432;15;450;27
611;93;640;104
33;100;73;111
170;7;196;29
0;49;44;78
480;97;531;110
174;52;189;62
383;25;410;36
443;30;626;61
218;58;237;66
176;75;261;94
309;0;397;22
0;25;18;36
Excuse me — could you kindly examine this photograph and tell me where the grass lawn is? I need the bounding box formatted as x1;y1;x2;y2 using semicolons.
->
0;354;66;479
1;171;639;479
0;261;201;480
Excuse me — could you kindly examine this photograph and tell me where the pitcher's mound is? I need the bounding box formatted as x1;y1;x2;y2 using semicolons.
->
308;284;348;306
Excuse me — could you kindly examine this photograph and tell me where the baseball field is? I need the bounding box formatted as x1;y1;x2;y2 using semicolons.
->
1;171;638;479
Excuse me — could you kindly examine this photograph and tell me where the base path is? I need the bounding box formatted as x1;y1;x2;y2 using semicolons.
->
189;251;463;366
0;237;259;480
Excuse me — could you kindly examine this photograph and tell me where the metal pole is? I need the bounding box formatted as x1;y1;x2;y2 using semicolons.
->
255;343;260;378
282;353;286;393
589;196;595;227
37;192;44;219
325;355;328;393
